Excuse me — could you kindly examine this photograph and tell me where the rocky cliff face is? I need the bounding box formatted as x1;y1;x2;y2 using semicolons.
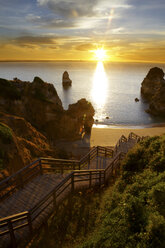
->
0;76;94;141
0;112;54;175
0;76;94;173
141;67;165;116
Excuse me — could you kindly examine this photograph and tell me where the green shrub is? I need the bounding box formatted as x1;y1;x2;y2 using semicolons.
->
0;122;13;144
147;213;165;248
32;135;165;248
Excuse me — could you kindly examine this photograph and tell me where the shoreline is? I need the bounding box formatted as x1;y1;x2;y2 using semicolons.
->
90;125;165;147
93;122;165;129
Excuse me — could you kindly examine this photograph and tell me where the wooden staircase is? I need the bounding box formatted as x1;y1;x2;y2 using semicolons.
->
0;132;145;248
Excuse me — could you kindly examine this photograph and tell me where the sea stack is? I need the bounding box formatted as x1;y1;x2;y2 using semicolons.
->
141;67;165;116
62;71;72;87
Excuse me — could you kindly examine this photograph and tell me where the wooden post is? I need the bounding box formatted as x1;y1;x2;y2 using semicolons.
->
105;148;107;157
73;163;75;170
27;212;33;235
18;173;23;188
97;146;99;156
53;191;56;209
39;159;43;175
79;161;81;170
61;166;64;175
104;170;106;184
88;153;90;165
8;220;17;248
89;171;92;188
99;171;101;186
71;173;74;193
111;161;114;176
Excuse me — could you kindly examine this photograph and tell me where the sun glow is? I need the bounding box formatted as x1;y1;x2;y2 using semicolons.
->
92;48;107;61
91;61;108;108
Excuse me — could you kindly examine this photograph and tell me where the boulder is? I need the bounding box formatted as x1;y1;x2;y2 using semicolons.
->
141;67;165;116
62;71;72;87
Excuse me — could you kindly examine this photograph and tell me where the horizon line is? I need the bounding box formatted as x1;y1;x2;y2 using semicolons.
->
0;59;165;64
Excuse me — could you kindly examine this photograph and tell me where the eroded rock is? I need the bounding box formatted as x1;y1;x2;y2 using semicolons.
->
141;67;165;116
62;71;72;87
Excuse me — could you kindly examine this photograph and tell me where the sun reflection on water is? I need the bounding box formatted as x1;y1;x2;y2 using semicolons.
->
91;61;108;112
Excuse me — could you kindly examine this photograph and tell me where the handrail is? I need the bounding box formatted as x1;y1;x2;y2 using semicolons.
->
128;132;141;141
114;135;127;153
0;146;113;201
0;159;40;187
0;159;42;201
0;132;142;248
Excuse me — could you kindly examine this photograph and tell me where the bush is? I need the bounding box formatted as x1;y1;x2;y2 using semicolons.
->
31;134;165;248
0;122;13;144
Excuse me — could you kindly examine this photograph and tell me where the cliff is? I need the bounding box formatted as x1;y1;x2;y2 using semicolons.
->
0;76;94;174
0;76;94;140
0;112;54;177
141;67;165;116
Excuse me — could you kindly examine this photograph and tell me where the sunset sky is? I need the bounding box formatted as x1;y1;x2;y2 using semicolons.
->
0;0;165;62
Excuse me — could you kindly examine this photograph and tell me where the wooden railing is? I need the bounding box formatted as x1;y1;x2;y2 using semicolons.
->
41;158;80;174
0;211;32;248
0;159;42;201
128;132;141;141
0;146;114;202
114;135;127;153
0;133;143;247
0;151;122;248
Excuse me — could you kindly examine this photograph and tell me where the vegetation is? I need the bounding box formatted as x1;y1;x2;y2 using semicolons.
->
31;135;165;248
0;78;21;100
0;122;13;144
0;122;13;170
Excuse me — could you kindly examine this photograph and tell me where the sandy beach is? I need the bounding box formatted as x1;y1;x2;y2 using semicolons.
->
90;126;165;147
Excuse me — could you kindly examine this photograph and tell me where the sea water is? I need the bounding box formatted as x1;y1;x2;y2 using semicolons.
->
0;61;165;127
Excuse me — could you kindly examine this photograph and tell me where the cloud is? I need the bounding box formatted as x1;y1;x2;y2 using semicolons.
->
37;0;99;18
26;14;76;29
75;43;96;51
6;35;61;49
37;0;131;19
12;36;57;45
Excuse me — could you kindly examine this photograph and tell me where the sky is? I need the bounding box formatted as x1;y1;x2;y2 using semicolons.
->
0;0;165;62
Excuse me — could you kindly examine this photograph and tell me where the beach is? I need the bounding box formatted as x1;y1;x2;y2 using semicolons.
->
90;126;165;147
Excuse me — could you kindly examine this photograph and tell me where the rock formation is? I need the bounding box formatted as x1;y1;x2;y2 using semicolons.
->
0;76;94;140
0;112;53;174
141;67;165;116
62;71;72;87
0;76;95;173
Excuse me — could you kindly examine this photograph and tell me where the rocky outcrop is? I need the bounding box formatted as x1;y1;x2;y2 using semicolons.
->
141;67;165;116
0;77;95;174
0;76;94;141
67;98;95;134
62;71;72;87
0;112;53;174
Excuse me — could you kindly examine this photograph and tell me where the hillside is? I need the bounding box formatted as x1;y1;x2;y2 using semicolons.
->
31;134;165;248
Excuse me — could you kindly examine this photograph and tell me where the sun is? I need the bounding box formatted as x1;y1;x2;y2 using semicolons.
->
92;48;107;61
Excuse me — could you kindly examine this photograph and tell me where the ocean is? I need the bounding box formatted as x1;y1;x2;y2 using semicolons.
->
0;61;165;127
